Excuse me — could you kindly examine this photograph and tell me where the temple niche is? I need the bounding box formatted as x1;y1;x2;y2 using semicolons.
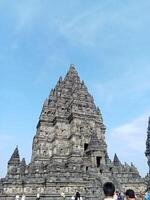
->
0;65;148;200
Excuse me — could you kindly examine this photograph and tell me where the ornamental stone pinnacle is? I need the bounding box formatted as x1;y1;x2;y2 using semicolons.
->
8;146;20;166
113;153;121;166
145;117;150;173
145;117;150;189
0;65;147;200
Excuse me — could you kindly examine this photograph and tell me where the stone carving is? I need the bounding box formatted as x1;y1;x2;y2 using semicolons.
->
0;65;148;199
145;117;150;189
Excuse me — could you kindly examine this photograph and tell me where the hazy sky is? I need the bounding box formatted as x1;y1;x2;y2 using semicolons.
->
0;0;150;177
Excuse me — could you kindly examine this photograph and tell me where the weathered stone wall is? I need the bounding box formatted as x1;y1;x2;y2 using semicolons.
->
0;65;148;200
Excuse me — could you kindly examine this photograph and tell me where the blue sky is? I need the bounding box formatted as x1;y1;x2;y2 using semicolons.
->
0;0;150;177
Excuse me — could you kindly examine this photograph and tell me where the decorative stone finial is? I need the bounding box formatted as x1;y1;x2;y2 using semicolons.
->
113;153;121;166
70;64;75;70
86;130;101;153
145;117;150;174
20;158;26;176
8;146;20;165
64;64;79;81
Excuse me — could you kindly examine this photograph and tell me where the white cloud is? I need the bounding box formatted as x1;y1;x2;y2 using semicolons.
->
91;65;150;109
110;114;148;151
59;1;150;47
106;113;149;176
59;7;106;46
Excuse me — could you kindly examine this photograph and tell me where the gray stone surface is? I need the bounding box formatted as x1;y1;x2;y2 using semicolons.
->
145;117;150;189
0;65;148;199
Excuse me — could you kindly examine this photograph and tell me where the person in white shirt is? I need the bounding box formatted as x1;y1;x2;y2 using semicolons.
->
36;193;40;200
15;195;20;200
60;192;65;199
103;182;115;200
21;194;25;200
71;192;83;200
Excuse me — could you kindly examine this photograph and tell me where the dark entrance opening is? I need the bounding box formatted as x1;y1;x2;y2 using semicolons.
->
86;166;88;172
96;156;101;168
84;143;88;151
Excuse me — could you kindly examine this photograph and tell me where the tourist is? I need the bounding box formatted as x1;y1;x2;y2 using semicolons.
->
36;193;40;200
21;194;25;200
103;182;115;200
71;192;83;200
114;191;118;200
114;190;124;200
60;192;65;199
125;189;136;200
15;194;20;200
139;191;144;200
144;186;150;200
117;192;123;200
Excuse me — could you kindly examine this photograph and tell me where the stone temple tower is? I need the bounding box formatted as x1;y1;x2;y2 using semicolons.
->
31;64;107;168
0;65;147;200
145;117;150;187
145;117;150;173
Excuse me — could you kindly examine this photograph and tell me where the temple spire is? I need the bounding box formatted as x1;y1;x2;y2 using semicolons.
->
113;153;121;166
20;158;26;166
64;64;80;83
69;64;76;72
130;162;139;174
8;146;20;165
20;158;26;176
86;131;101;152
145;117;150;174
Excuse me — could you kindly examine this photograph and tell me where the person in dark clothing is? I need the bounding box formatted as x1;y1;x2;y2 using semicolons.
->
71;192;83;200
103;182;115;200
125;189;136;200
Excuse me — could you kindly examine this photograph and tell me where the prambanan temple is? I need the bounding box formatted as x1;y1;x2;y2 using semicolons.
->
0;65;150;200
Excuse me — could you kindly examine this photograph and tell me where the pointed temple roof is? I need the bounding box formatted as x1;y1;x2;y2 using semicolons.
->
20;158;26;167
38;64;102;125
145;117;150;175
145;117;150;157
20;158;26;175
65;64;79;80
8;146;20;165
113;153;121;166
86;131;101;152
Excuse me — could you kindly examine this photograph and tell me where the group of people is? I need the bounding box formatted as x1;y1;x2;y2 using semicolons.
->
103;182;150;200
15;193;40;200
15;183;150;200
15;194;25;200
60;191;83;200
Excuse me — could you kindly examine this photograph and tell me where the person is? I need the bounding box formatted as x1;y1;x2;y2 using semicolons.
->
114;191;123;200
60;192;65;199
125;189;136;200
36;193;40;200
144;186;150;200
103;182;115;200
15;194;20;200
140;191;144;200
114;191;118;200
117;192;123;200
71;192;83;200
21;194;25;200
